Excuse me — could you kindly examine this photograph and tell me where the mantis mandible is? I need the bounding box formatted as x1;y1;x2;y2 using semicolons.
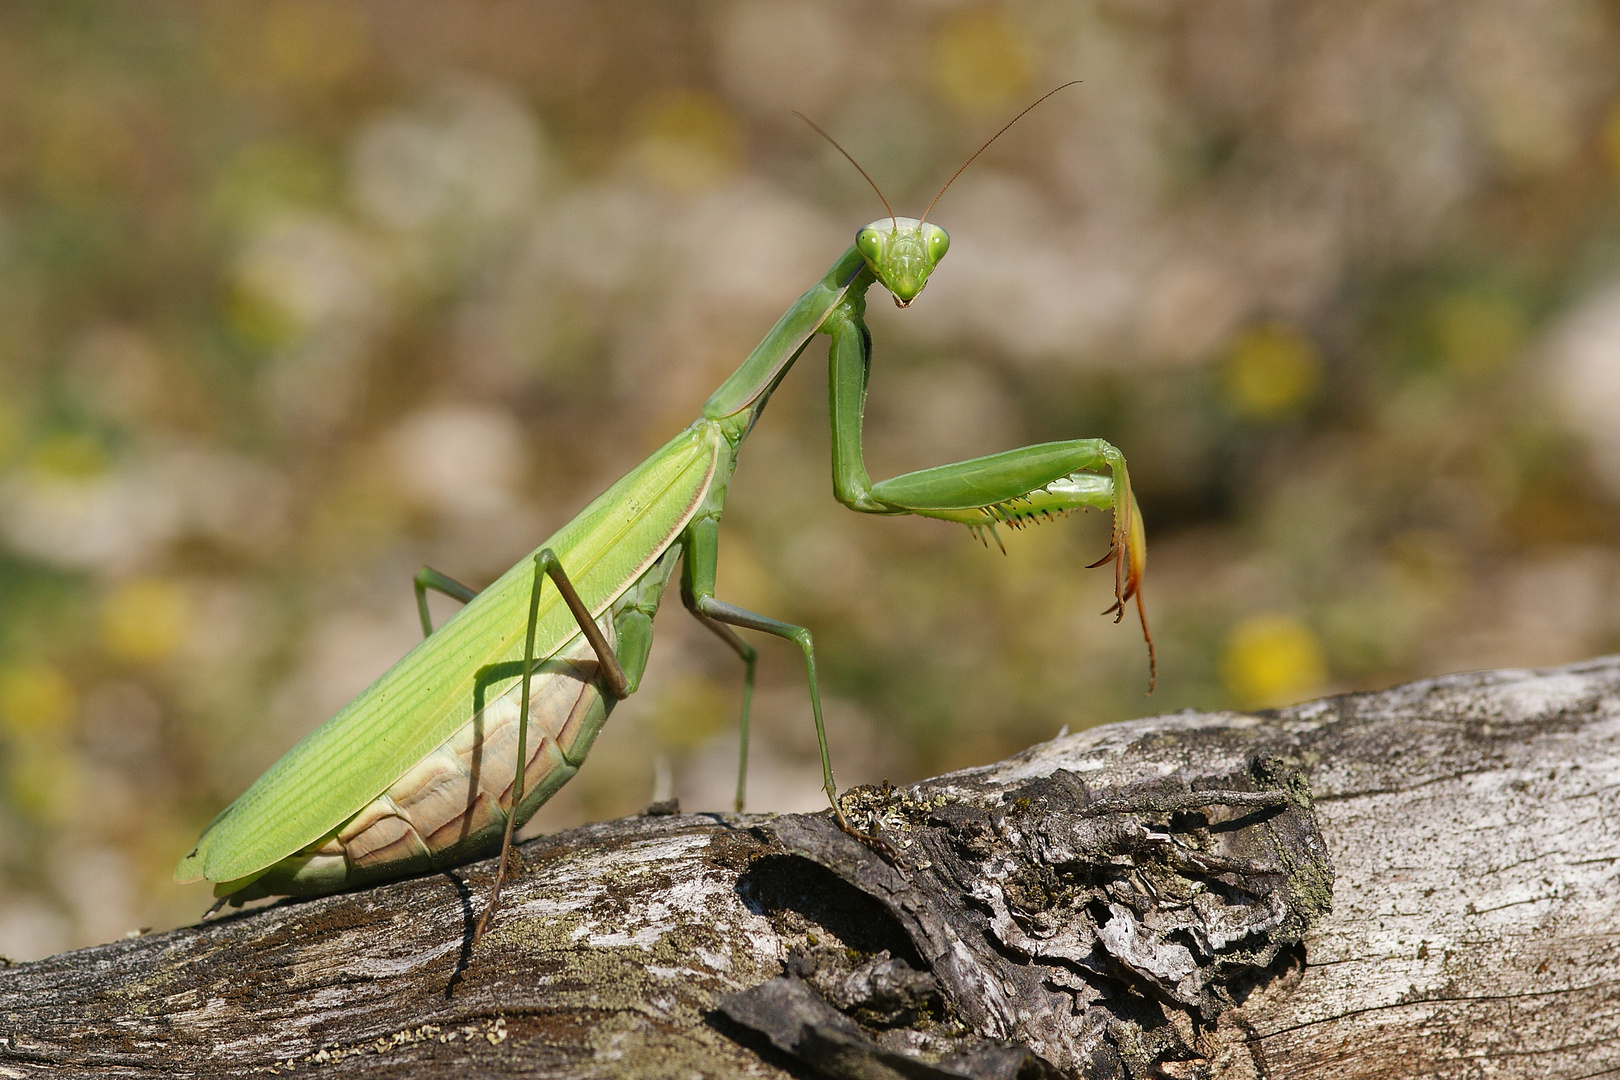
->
175;85;1154;941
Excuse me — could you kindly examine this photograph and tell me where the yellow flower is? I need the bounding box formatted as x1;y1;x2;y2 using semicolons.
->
0;661;76;736
931;11;1034;114
1221;323;1322;421
1221;614;1327;710
629;91;743;193
102;578;190;664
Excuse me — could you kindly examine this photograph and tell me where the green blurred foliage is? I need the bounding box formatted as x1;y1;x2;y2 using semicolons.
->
0;0;1619;958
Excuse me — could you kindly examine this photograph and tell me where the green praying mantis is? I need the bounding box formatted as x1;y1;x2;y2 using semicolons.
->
176;85;1154;941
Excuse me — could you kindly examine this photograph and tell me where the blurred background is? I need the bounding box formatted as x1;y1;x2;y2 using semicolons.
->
1;0;1618;958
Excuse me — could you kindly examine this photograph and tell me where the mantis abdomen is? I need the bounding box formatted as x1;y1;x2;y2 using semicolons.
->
239;627;620;899
233;549;680;902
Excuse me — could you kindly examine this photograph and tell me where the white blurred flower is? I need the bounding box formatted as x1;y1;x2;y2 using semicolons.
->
0;444;290;572
350;74;546;232
236;212;383;334
1548;280;1620;496
0;466;182;573
386;403;528;518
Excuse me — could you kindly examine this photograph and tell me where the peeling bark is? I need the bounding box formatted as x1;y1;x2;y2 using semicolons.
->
2;658;1618;1078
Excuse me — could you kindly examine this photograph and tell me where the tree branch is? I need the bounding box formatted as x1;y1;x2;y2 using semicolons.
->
2;657;1617;1078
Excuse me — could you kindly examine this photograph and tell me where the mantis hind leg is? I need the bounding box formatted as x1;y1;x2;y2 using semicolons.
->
472;548;635;946
414;567;478;637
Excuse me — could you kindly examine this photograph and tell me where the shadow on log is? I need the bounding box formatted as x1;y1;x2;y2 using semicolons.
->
2;657;1618;1077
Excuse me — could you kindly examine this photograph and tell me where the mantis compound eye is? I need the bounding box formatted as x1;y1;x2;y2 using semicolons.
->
924;225;950;266
855;227;885;266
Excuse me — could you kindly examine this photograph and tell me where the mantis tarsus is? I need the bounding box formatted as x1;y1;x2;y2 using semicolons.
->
175;85;1154;941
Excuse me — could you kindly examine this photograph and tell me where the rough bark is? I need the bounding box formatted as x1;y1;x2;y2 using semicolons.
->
2;657;1617;1078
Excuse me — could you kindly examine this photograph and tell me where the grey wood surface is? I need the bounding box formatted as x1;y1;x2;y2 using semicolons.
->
1;656;1616;1078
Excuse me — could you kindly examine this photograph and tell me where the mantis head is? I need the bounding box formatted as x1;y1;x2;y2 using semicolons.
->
857;217;949;308
802;81;1077;311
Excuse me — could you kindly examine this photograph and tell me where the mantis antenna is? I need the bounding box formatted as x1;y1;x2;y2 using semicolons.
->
920;80;1082;225
793;110;898;231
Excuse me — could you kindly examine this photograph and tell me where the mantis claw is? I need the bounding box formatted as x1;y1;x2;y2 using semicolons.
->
1097;487;1155;691
1086;546;1118;571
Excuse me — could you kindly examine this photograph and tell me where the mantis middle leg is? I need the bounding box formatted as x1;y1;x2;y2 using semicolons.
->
680;596;759;812
679;515;846;829
472;548;642;943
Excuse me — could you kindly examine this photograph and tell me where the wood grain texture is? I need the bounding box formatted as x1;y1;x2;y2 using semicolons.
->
1;657;1616;1078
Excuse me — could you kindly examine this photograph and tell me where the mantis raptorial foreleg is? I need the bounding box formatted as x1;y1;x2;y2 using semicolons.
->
823;301;1155;685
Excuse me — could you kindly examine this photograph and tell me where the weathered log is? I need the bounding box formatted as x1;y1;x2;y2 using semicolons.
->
2;657;1618;1078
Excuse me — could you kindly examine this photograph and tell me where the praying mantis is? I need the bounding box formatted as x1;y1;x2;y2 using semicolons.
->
175;86;1154;941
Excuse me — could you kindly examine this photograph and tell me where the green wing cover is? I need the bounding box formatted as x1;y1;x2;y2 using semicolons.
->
178;423;722;884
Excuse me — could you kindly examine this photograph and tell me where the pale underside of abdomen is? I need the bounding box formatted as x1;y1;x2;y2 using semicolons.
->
253;628;612;896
